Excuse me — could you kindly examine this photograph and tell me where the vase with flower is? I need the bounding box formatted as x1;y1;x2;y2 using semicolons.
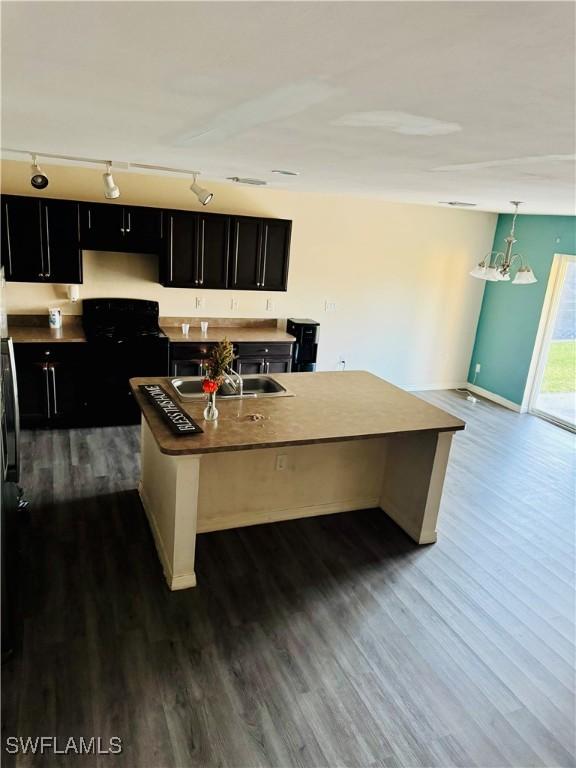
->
202;338;234;421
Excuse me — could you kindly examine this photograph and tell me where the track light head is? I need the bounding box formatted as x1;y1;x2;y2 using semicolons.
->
103;162;120;199
190;175;213;206
30;154;49;190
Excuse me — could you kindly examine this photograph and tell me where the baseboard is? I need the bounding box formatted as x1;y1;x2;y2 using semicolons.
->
138;483;197;591
379;495;437;545
466;384;523;412
402;382;468;392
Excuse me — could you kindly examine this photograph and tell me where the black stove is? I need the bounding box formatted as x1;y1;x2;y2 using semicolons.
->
83;298;166;342
82;299;169;425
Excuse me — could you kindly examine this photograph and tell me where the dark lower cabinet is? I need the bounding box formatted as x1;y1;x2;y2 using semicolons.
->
14;343;89;428
236;356;291;375
170;341;292;377
1;196;82;284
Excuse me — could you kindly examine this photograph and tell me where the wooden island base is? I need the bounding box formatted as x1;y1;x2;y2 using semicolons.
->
138;419;455;590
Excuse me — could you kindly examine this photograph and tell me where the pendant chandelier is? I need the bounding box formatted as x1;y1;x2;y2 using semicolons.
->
470;202;537;285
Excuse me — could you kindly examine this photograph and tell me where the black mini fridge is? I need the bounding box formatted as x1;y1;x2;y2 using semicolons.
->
287;319;320;372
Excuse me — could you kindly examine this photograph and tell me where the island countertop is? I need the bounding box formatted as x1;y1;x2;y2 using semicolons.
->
130;371;465;456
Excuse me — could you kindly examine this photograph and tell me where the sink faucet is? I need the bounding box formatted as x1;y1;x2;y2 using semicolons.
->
223;367;243;398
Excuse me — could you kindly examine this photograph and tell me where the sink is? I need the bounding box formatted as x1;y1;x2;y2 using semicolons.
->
171;375;292;401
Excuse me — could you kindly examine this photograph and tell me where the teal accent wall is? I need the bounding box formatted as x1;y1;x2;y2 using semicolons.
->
468;214;576;405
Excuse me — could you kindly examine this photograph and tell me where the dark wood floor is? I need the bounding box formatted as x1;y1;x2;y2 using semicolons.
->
2;391;575;768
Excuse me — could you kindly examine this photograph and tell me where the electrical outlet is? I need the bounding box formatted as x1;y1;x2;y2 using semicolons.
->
337;358;346;371
475;363;481;373
266;299;274;311
324;300;337;312
230;297;239;311
195;297;205;310
275;454;288;471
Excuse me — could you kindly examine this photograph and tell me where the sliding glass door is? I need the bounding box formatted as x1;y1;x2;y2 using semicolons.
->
530;255;575;430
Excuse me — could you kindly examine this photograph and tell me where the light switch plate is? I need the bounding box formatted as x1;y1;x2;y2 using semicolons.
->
324;300;337;312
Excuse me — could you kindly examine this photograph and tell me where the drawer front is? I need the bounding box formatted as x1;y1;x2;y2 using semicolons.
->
170;342;214;361
236;342;292;358
14;342;87;364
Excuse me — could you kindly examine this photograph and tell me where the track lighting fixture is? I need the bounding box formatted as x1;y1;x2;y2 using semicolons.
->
190;174;213;206
30;154;49;190
5;149;218;201
102;162;120;199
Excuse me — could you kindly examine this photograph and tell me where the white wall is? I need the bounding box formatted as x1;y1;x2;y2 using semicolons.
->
2;160;495;389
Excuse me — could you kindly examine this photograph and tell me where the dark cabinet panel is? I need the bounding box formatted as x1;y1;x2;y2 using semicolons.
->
260;219;291;291
80;203;162;254
169;341;214;376
42;200;82;284
198;214;229;289
122;207;163;253
80;203;125;251
236;357;266;376
1;196;81;284
229;216;290;292
230;217;262;290
1;197;43;281
14;344;89;427
163;212;198;286
265;358;292;374
162;212;229;289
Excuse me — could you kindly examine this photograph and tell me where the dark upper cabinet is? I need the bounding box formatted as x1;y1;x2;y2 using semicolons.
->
1;194;290;290
1;196;82;284
123;206;163;254
162;211;229;289
229;216;290;291
80;203;162;253
163;211;197;286
260;219;291;291
199;214;230;289
230;217;262;291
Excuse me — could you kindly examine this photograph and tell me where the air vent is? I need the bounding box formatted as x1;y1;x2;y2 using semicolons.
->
439;201;477;207
227;177;267;186
271;169;299;176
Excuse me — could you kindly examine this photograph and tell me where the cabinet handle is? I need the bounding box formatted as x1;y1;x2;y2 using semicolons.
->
169;216;174;281
50;364;58;415
43;364;51;418
233;221;240;285
38;201;46;277
4;203;13;276
120;209;125;234
44;206;51;277
88;209;92;229
126;210;131;233
260;225;268;288
199;218;205;285
265;360;270;373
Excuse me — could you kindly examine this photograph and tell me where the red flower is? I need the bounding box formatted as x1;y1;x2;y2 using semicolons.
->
202;379;219;394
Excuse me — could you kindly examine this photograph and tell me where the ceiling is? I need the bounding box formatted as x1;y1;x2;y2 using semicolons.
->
1;1;575;214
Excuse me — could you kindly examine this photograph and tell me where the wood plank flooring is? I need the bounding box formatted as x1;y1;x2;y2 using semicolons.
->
2;391;575;767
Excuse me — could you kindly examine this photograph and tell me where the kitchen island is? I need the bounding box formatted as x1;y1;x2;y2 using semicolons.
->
130;371;465;589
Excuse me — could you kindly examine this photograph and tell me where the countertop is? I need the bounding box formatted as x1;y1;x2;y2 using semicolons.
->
130;371;465;456
160;326;295;343
8;321;294;344
8;320;87;343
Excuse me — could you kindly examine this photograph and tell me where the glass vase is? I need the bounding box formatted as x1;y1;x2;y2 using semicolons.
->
203;391;219;421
